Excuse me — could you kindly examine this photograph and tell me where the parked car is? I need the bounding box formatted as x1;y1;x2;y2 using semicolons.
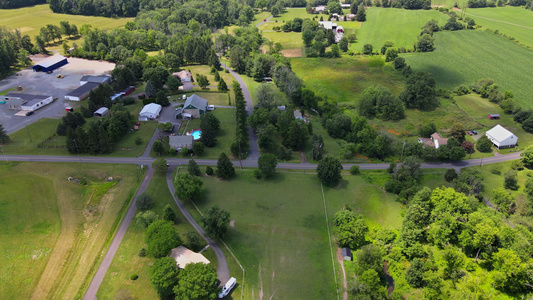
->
207;105;215;111
467;131;473;136
25;111;34;116
472;130;478;135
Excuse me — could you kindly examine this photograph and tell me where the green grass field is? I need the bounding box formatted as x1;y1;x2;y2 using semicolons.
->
0;4;132;38
352;8;449;52
183;169;406;298
97;172;218;299
291;56;405;104
0;162;138;299
185;65;236;87
403;30;533;109
465;7;533;48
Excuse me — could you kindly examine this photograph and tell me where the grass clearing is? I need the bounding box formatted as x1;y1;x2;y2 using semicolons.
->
352;8;449;52
176;92;233;106
97;173;215;299
291;56;405;104
403;30;533;109
185;65;236;87
465;7;533;48
0;4;132;38
0;162;139;299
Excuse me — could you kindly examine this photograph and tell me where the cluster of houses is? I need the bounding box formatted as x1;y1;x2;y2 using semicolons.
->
418;124;518;150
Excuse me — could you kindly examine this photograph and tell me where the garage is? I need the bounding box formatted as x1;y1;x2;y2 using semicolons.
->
32;55;68;72
64;82;100;101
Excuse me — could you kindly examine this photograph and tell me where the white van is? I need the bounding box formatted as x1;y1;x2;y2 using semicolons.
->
218;277;237;298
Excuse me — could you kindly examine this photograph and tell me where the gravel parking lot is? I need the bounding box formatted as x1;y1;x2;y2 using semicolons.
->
0;55;115;134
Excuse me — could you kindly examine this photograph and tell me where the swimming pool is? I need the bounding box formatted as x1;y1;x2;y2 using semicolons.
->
191;130;202;140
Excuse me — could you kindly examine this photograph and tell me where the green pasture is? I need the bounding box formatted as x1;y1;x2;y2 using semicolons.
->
271;7;311;21
97;173;217;299
262;31;304;50
179;92;233;106
465;7;533;48
0;162;138;299
352;8;449;52
0;4;133;38
469;161;530;201
185;65;236;87
403;30;533;109
291;56;405;104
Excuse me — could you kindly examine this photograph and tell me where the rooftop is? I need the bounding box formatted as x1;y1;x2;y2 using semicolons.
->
184;94;208;110
80;75;111;83
170;246;210;269
169;135;194;145
6;93;50;101
66;82;100;97
33;55;67;68
486;124;515;141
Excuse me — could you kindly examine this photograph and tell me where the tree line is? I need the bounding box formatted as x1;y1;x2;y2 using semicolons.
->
0;0;45;9
0;28;36;75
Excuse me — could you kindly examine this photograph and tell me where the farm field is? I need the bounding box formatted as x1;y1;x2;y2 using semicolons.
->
352;8;449;52
185;169;407;298
2;117;158;157
97;173;218;300
403;30;533;109
291;56;405;104
0;4;133;38
465;7;533;48
0;162;139;299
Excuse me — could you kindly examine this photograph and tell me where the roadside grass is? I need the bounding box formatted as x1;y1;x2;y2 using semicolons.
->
2;117;157;157
465;7;533;48
291;56;405;104
0;4;133;39
402;30;533;109
0;87;15;95
97;173;216;299
352;8;449;52
0;162;139;299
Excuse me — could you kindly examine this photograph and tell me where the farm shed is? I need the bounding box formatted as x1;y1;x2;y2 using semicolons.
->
341;247;352;261
122;86;136;96
94;107;109;117
486;124;518;149
64;82;100;101
488;114;500;120
6;93;53;111
183;94;208;118
139;103;162;121
170;246;210;269
32;55;68;72
80;75;111;86
169;135;194;150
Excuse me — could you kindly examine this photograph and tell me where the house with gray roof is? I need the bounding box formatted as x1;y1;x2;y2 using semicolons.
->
169;135;194;150
183;94;208;118
80;75;111;86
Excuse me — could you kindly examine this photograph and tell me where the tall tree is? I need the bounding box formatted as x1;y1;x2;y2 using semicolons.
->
216;152;235;179
201;205;231;238
0;123;10;144
145;220;182;258
258;154;278;178
173;263;219;300
149;257;179;299
317;156;343;187
173;173;203;200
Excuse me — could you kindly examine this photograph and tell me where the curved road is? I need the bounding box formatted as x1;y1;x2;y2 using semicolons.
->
166;166;230;284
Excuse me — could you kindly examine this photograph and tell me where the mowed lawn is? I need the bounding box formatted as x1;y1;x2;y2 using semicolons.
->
0;162;138;299
466;7;533;48
403;30;533;109
352;8;449;52
0;4;132;38
291;56;405;104
97;173;218;299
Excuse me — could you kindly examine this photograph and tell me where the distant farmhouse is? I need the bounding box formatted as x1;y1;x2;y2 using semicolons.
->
183;94;208;118
418;132;448;149
32;55;68;72
319;21;344;43
486;124;518;149
5;93;53;111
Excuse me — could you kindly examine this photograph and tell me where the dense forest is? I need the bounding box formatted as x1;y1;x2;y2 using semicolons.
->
0;0;46;9
0;28;35;74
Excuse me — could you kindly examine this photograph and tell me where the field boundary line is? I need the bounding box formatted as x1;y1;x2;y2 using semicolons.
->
321;184;340;300
465;11;533;30
219;239;245;300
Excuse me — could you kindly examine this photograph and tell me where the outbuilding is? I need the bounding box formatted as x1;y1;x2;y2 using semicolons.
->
341;247;352;261
80;75;111;86
183;94;208;118
486;124;518;149
6;93;53;111
32;55;68;72
169;135;194;150
173;70;192;82
488;114;500;120
65;82;100;101
169;246;210;269
94;107;109;117
139;103;162;121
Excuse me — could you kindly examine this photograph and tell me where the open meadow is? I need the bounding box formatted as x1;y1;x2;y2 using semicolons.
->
352;8;449;52
465;7;533;48
0;162;139;299
97;173;219;300
403;30;533;109
0;4;132;38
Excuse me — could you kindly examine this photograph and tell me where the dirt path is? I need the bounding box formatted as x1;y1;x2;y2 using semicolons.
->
335;247;348;300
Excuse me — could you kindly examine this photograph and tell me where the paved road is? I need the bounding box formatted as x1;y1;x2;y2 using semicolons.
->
84;166;155;300
256;15;273;27
1;151;523;170
220;63;261;161
165;166;230;285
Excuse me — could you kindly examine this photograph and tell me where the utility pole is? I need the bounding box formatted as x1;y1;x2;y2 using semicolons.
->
25;124;32;142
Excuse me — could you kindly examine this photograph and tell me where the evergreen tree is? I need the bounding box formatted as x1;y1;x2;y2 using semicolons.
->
163;204;177;224
216;152;235;179
187;159;202;176
218;78;228;92
356;4;366;22
145;80;157;98
0;123;10;144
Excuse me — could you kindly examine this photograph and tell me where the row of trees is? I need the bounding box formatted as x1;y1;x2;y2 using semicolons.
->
0;0;45;9
0;28;35;74
230;82;249;158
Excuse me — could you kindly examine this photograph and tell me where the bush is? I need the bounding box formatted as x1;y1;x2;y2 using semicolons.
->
193;142;205;155
253;169;262;179
445;168;458;182
206;166;214;176
511;160;524;171
491;168;501;175
138;248;147;257
135;137;143;145
181;148;189;156
350;165;360;175
130;274;138;280
136;193;153;210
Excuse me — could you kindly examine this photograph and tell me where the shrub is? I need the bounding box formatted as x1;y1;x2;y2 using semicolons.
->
181;148;189;156
253;169;262;179
444;168;458;182
138;248;147;257
350;165;360;175
206;166;214;175
511;160;524;171
130;274;138;280
135;137;143;145
136;193;153;210
491;168;501;175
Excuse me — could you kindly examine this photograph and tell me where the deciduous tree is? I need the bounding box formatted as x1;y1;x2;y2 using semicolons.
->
317;156;343;187
145;220;182;258
149;257;179;299
173;263;219;300
201;205;230;237
173;173;203;200
258;154;278;178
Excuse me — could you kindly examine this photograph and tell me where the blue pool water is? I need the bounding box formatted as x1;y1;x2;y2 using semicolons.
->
191;130;202;140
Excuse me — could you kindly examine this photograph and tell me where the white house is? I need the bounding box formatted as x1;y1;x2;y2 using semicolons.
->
6;93;53;111
486;124;518;149
319;21;344;43
138;103;162;121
